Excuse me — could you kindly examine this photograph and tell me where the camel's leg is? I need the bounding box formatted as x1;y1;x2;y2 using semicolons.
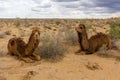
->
7;52;12;55
33;53;41;61
75;49;82;54
105;40;111;50
107;41;112;49
21;57;35;63
13;50;34;63
31;53;41;61
12;50;23;58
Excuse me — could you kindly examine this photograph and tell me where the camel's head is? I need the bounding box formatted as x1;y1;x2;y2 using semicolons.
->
75;24;86;34
31;27;40;41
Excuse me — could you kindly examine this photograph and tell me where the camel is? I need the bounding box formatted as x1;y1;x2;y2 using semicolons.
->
75;24;111;54
7;27;41;63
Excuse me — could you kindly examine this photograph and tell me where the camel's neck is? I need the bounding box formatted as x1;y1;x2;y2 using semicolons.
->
78;31;89;51
25;34;39;55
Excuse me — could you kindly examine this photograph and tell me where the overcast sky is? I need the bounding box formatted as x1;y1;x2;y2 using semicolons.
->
0;0;120;18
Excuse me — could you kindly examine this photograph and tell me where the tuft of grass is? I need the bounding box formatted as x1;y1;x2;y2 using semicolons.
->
59;26;78;46
65;30;78;46
38;33;65;62
98;44;107;54
97;44;112;58
5;30;11;35
14;18;21;27
19;28;25;37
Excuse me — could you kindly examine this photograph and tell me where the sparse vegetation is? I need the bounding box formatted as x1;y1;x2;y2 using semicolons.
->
39;33;65;62
109;26;120;39
14;18;21;27
65;30;78;46
5;30;11;35
0;18;120;79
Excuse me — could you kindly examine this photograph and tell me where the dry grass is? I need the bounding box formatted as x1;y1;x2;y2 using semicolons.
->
4;30;11;35
38;33;65;62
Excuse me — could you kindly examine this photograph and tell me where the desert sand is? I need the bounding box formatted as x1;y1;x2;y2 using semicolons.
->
0;19;120;80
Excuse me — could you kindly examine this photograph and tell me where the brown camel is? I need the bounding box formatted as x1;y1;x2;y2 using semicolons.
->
7;27;41;63
75;24;111;54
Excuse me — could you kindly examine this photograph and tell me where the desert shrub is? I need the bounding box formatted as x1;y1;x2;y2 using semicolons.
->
108;20;120;28
38;33;65;62
5;30;11;35
55;21;61;25
24;18;32;27
109;26;120;39
65;30;78;46
98;44;107;54
14;18;21;27
59;26;78;46
19;29;25;37
97;44;112;58
85;23;92;30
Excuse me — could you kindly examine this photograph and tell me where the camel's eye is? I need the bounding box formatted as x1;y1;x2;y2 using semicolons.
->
38;32;40;35
80;27;83;29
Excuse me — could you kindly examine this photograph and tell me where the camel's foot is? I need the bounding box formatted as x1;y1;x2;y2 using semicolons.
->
31;54;41;61
35;55;41;61
80;51;86;55
75;49;82;55
21;57;35;63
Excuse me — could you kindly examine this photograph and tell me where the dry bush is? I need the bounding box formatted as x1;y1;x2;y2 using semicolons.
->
65;30;78;46
13;18;21;27
0;31;11;38
4;30;11;35
38;33;65;62
97;44;113;57
23;18;33;27
111;39;119;50
19;28;26;37
59;26;78;46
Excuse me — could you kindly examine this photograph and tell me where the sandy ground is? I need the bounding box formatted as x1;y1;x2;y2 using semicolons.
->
0;50;120;80
0;20;120;80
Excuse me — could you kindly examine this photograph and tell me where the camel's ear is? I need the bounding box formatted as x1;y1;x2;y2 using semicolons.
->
82;24;86;29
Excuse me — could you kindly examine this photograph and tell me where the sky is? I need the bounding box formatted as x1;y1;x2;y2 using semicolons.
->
0;0;120;18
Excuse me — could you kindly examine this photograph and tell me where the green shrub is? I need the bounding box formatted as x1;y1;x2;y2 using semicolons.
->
85;23;92;30
109;26;120;39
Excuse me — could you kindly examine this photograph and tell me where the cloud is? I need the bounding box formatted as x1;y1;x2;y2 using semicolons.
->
52;0;79;2
0;0;119;18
